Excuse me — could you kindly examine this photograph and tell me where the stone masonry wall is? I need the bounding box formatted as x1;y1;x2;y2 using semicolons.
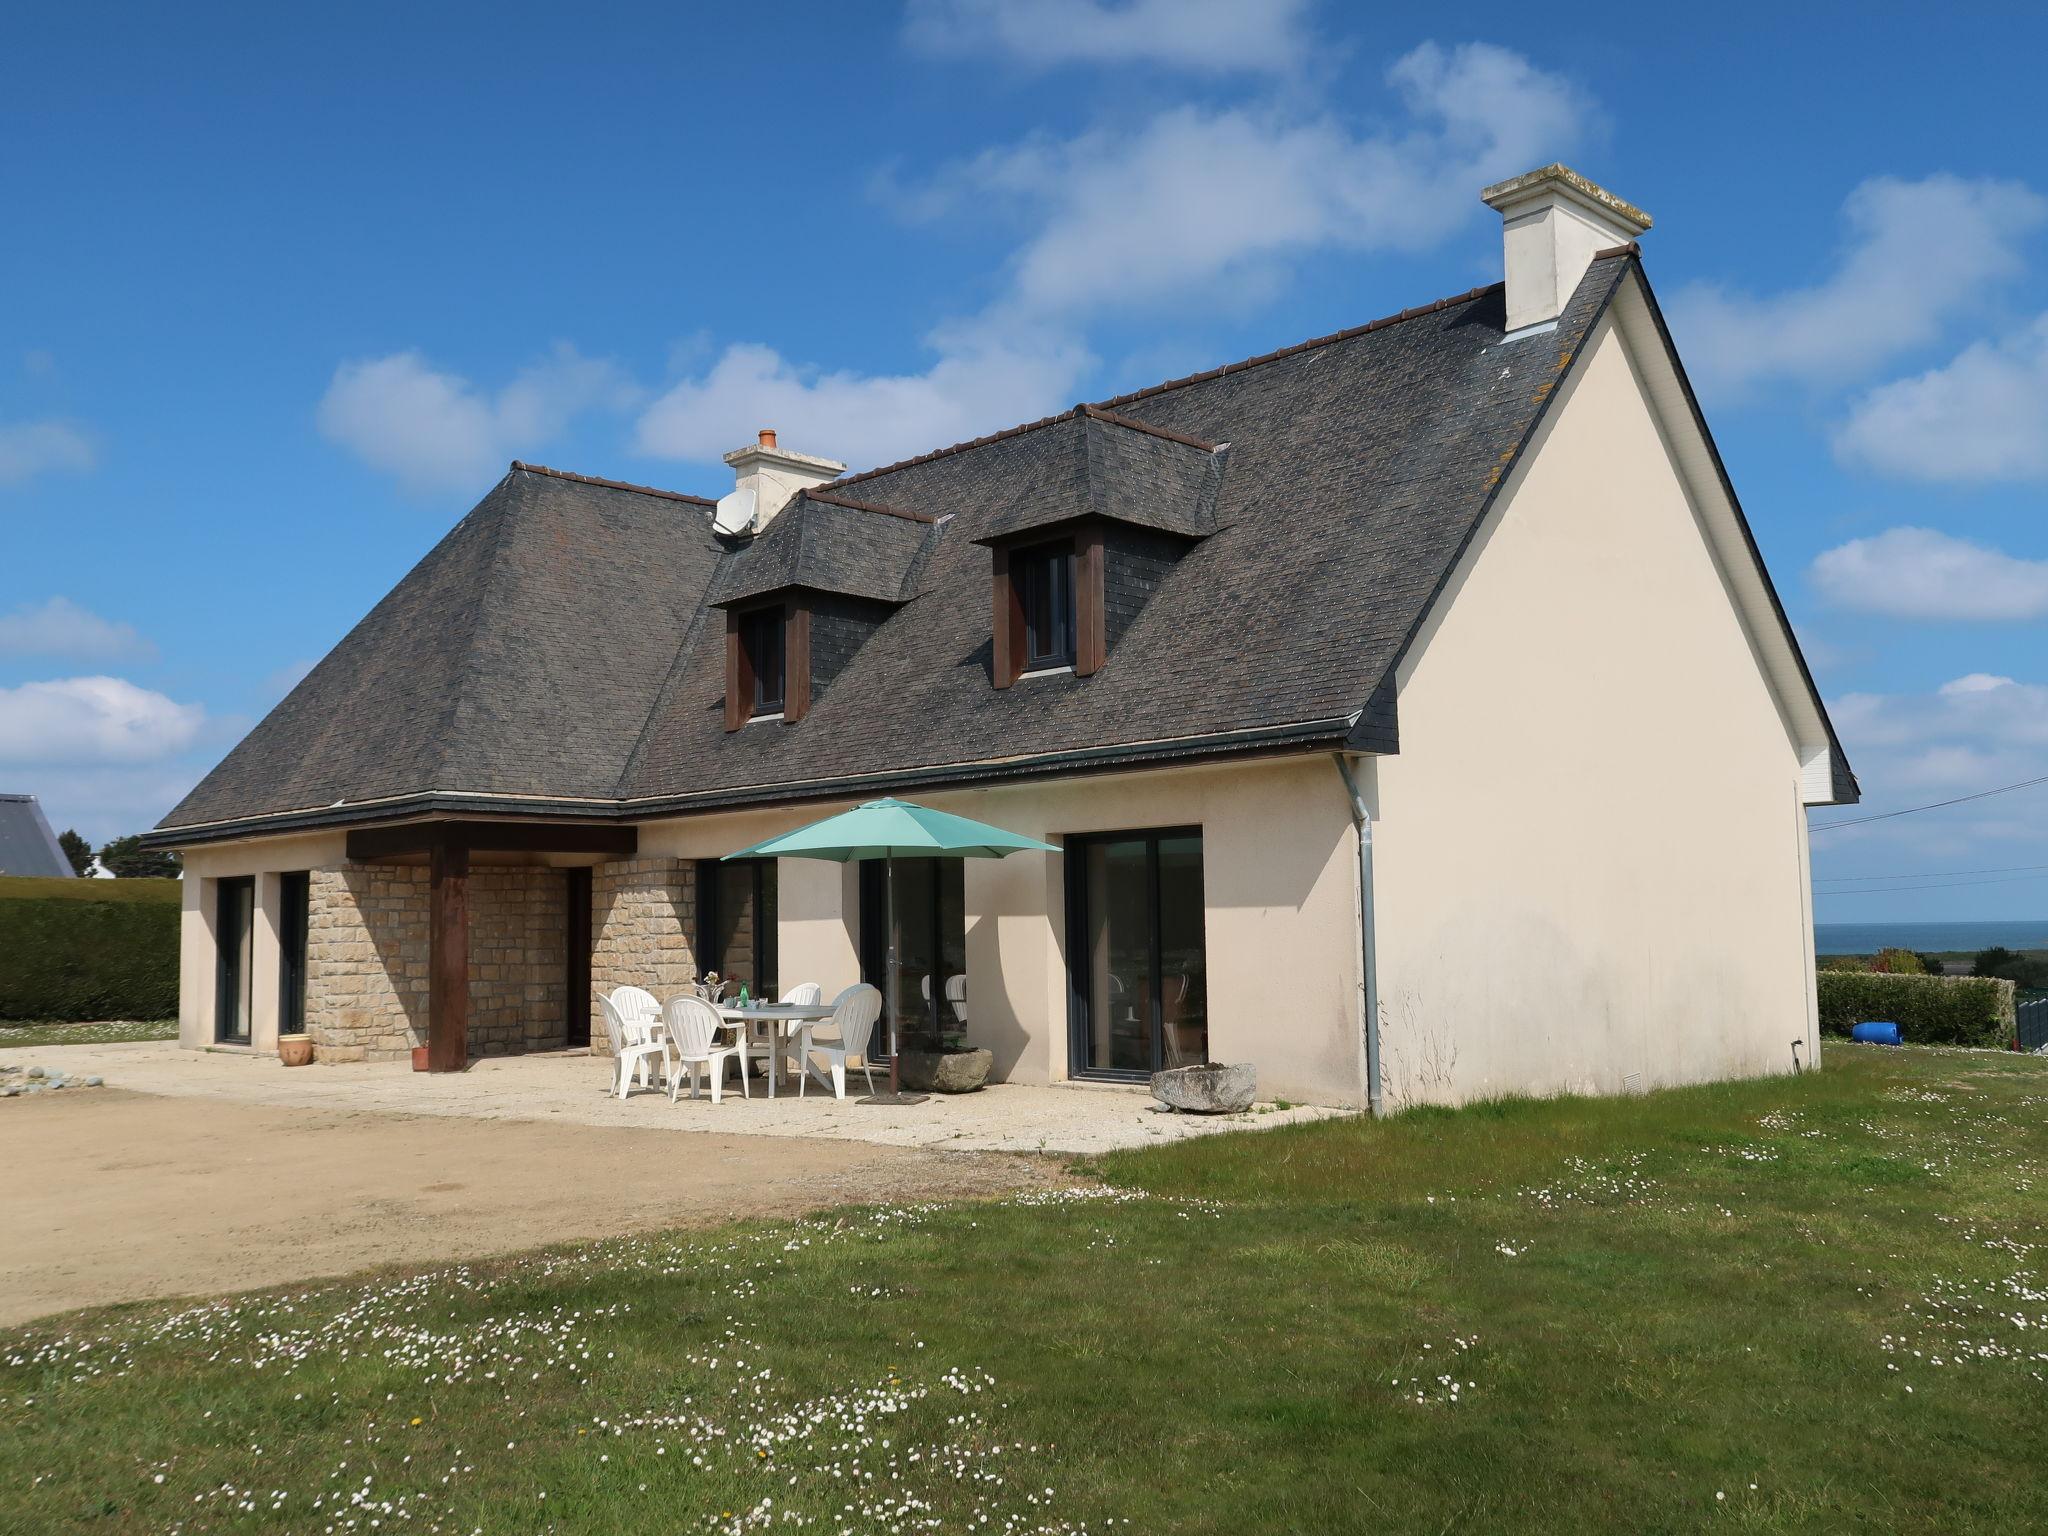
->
305;862;570;1063
588;857;698;1055
468;867;568;1056
306;864;429;1063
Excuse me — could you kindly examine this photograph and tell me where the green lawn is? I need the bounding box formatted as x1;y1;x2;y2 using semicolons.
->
0;1018;176;1048
4;1045;2045;1534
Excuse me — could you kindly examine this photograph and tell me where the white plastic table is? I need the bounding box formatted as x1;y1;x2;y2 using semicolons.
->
716;1002;835;1097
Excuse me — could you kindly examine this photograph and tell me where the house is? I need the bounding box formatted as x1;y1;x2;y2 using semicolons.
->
146;165;1855;1108
0;794;74;878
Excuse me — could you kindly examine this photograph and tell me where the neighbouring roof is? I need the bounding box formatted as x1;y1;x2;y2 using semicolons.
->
0;793;75;877
156;252;1855;841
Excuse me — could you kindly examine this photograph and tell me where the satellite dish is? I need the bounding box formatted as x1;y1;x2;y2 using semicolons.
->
712;487;757;535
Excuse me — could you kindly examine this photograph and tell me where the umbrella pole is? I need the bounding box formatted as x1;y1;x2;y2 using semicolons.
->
886;855;901;1097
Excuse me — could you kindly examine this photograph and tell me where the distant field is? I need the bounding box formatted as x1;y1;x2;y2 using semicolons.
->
4;1046;2045;1532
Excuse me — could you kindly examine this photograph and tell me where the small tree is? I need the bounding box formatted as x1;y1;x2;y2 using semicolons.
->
57;828;94;877
1870;946;1926;975
96;834;181;879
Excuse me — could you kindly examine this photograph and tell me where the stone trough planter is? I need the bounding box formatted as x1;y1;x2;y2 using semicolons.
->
896;1045;993;1094
1151;1062;1257;1114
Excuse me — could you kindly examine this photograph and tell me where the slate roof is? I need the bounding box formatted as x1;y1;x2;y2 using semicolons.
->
0;793;74;877
707;491;939;608
971;405;1228;543
156;253;1855;841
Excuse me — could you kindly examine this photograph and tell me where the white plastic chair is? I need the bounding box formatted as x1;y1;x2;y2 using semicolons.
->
662;994;750;1104
612;985;661;1032
598;994;668;1100
763;982;823;1084
798;983;882;1099
945;973;967;1027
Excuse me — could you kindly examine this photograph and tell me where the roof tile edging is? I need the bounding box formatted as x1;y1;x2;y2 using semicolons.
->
832;280;1504;490
510;460;716;507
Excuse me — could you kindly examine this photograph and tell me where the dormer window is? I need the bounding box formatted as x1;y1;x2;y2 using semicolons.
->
1016;540;1076;671
742;607;785;716
727;601;808;729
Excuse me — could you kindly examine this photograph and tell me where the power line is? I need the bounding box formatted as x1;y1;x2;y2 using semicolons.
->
1815;861;2048;884
1808;772;2048;833
1815;872;2048;895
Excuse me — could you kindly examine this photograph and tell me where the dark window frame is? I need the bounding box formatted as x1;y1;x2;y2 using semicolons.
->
214;874;255;1046
1015;540;1077;670
278;871;310;1037
1063;825;1208;1082
741;605;786;715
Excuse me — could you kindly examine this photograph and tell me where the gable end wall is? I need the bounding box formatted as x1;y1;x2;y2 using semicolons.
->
1370;315;1817;1107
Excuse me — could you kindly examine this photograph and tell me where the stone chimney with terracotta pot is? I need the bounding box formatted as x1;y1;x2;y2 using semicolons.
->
1481;165;1651;335
720;428;846;533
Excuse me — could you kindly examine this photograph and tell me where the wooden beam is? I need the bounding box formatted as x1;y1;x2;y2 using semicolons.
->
785;601;811;723
428;838;469;1072
725;609;748;730
991;544;1019;687
1075;524;1105;677
346;821;637;862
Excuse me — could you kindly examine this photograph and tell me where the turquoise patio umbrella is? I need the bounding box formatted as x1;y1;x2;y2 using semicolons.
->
724;798;1058;1101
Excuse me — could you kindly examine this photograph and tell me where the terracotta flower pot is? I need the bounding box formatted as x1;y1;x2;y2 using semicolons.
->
412;1045;431;1072
277;1033;314;1068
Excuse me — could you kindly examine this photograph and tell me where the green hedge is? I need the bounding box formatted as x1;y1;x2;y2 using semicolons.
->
1816;969;2016;1048
0;876;180;1021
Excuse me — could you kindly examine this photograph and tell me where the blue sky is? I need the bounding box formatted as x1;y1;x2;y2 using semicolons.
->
3;1;2044;920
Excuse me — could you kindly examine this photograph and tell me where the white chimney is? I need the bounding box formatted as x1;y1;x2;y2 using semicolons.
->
1480;164;1651;335
718;428;846;533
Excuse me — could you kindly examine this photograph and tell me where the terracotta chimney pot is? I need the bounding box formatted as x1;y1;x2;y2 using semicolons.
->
758;428;777;449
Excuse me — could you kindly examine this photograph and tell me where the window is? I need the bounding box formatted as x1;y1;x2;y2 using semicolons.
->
696;858;777;1000
1065;828;1207;1078
1015;541;1076;669
278;871;310;1037
214;876;254;1045
741;607;785;716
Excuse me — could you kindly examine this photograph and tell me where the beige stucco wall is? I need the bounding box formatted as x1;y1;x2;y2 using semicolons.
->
1369;313;1818;1107
635;753;1366;1106
178;832;348;1054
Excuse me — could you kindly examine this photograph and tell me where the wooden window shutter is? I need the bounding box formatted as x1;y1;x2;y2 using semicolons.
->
724;609;749;732
785;600;811;723
992;545;1023;687
1075;524;1106;676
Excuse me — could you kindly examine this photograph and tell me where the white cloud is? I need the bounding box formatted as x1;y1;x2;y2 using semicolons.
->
0;418;94;485
633;328;1091;471
639;42;1586;470
903;0;1318;75
1831;673;2048;794
0;597;155;661
317;343;637;496
1833;312;2048;482
0;676;205;764
1669;175;2046;394
1810;527;2048;621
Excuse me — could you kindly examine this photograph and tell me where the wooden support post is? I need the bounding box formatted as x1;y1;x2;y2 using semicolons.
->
429;838;470;1072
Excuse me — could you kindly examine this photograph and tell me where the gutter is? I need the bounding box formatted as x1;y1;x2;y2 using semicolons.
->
144;716;1356;850
1333;753;1383;1117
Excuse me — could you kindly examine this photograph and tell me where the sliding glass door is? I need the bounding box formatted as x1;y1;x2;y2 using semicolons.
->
859;858;966;1058
214;876;254;1045
1066;829;1207;1079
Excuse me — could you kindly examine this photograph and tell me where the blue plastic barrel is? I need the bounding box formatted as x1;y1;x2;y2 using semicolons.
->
1850;1021;1903;1046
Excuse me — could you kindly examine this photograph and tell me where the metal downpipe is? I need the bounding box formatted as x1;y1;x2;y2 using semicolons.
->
1333;753;1384;1117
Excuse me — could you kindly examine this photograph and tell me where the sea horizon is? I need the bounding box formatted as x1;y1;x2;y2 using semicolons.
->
1814;918;2048;956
